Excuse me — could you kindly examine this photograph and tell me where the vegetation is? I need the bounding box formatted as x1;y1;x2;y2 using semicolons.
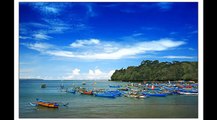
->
111;60;198;81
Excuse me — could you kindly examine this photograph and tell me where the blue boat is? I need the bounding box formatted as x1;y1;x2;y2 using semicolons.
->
67;89;76;94
94;93;116;98
109;85;121;88
105;90;122;97
142;92;167;97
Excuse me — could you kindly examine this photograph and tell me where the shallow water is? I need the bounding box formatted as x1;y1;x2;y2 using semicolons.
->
19;80;198;118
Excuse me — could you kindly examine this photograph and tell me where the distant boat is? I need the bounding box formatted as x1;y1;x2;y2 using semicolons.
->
94;93;116;98
177;91;198;95
67;89;76;94
41;84;46;88
82;82;86;85
109;85;121;88
142;92;167;97
81;90;93;95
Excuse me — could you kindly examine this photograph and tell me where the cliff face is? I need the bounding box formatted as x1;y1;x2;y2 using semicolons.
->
111;60;198;81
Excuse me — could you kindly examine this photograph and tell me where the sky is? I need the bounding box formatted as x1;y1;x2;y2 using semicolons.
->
19;2;198;80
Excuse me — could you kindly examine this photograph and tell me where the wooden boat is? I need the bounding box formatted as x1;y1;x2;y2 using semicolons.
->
37;101;59;108
67;89;76;94
81;90;93;95
142;92;167;97
118;88;129;91
94;93;116;98
105;90;122;97
35;98;59;108
177;91;198;95
41;84;46;88
109;85;121;88
124;94;147;99
30;98;69;108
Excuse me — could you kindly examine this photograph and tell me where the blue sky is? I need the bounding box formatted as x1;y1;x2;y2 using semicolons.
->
19;2;198;80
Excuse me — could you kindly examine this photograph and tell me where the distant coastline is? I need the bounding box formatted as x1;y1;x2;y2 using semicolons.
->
19;78;44;80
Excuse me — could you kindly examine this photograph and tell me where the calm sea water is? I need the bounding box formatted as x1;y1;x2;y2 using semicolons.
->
19;80;198;118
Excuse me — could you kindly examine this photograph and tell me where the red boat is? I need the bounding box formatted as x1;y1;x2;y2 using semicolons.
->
37;101;59;108
31;98;59;108
81;90;93;95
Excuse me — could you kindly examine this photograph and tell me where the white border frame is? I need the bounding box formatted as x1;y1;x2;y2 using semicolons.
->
14;0;203;120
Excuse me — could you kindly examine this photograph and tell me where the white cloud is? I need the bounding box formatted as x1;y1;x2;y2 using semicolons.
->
70;38;100;47
33;33;52;40
46;50;75;57
24;38;185;60
44;6;59;13
63;69;115;80
30;3;66;15
19;36;31;39
162;56;194;59
72;68;80;75
24;42;53;52
132;33;143;37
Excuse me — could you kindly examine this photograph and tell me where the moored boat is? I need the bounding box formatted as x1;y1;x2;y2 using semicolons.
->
94;93;116;98
33;98;59;108
81;90;93;95
109;85;121;88
142;92;167;97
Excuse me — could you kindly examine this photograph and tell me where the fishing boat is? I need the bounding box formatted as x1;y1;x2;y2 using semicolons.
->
109;85;121;88
67;89;76;94
124;94;147;99
82;82;86;85
118;87;129;91
142;92;167;97
94;93;116;98
30;98;59;108
177;91;198;95
41;83;46;88
105;90;122;97
81;90;93;95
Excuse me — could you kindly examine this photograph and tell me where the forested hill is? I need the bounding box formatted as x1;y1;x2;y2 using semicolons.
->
111;60;198;82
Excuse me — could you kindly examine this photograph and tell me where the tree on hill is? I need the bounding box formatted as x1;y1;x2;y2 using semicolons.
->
110;60;198;81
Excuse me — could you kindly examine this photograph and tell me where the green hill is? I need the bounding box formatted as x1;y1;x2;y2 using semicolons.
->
111;60;198;82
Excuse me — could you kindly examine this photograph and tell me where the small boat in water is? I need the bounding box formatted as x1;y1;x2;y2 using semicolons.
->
67;89;76;94
30;98;59;108
109;85;121;88
81;90;93;95
41;84;46;88
177;91;198;95
142;91;167;97
94;93;116;98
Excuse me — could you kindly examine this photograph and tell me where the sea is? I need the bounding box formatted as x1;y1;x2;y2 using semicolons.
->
19;80;198;118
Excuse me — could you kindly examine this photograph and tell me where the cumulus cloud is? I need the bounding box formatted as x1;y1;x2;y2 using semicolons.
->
63;69;115;80
72;68;80;75
23;42;53;52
